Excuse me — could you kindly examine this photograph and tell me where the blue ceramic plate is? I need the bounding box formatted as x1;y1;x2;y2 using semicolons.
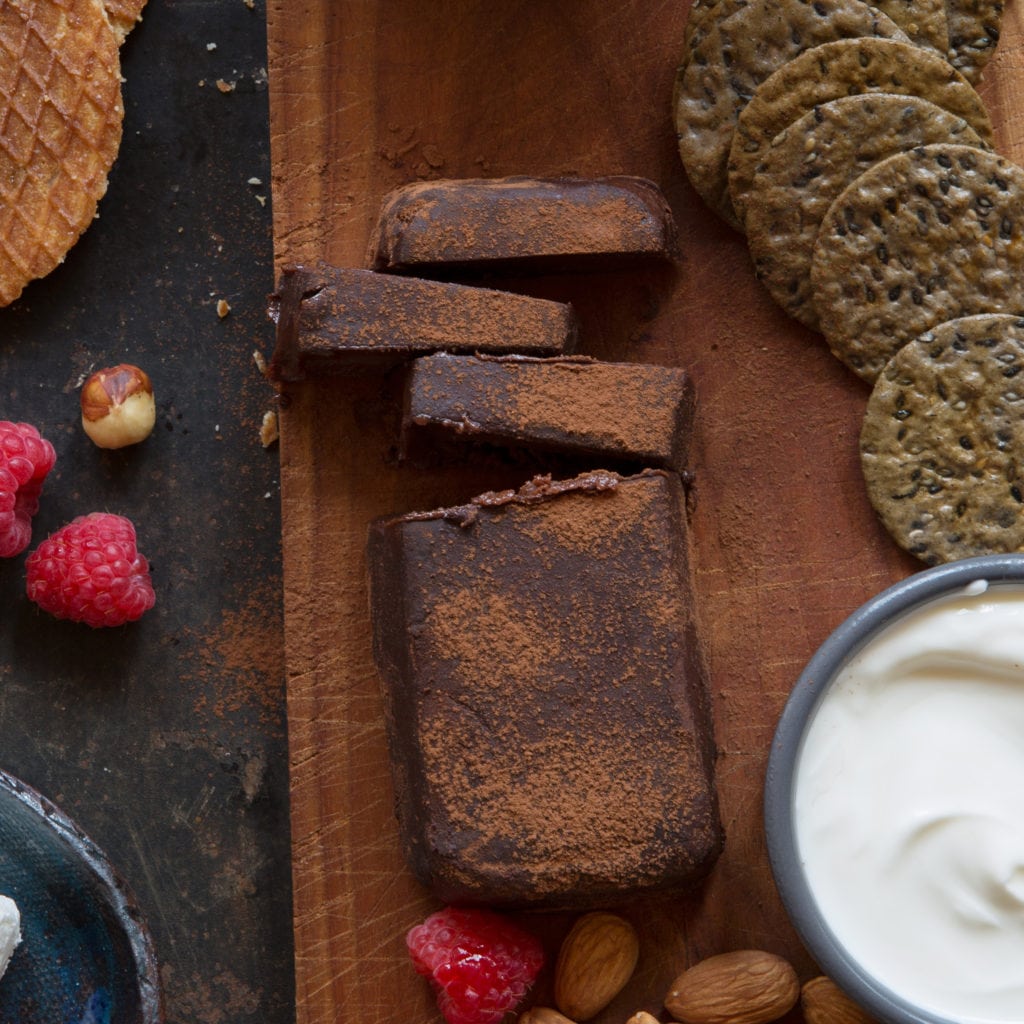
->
0;769;162;1024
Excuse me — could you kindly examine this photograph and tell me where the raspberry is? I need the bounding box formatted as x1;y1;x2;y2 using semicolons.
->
25;513;155;627
407;907;544;1024
0;421;56;558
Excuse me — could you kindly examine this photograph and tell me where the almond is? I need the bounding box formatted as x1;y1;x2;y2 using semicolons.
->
664;950;799;1024
519;1008;578;1024
626;1013;661;1024
801;976;878;1024
554;911;640;1020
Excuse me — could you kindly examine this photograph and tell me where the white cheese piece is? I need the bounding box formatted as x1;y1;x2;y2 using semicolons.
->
0;895;21;980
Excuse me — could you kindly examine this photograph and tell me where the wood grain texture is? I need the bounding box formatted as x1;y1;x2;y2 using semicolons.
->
267;3;1024;1021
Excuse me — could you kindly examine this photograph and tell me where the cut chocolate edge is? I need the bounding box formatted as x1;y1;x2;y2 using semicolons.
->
267;262;579;380
401;353;695;472
365;176;681;276
366;469;723;909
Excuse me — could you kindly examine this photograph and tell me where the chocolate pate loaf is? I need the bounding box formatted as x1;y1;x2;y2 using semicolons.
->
367;469;723;908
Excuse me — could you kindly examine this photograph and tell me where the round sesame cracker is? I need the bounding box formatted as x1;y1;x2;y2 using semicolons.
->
861;314;1024;565
728;37;994;227
683;0;724;49
946;0;1003;83
673;0;907;229
872;0;948;52
746;94;986;330
811;144;1024;383
684;0;946;51
0;0;123;307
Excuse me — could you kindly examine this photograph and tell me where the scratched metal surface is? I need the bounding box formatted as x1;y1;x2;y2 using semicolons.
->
0;2;292;1022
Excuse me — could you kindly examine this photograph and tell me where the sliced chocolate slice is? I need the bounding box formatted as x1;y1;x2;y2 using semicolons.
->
366;176;680;275
268;262;579;379
367;469;723;909
401;353;695;471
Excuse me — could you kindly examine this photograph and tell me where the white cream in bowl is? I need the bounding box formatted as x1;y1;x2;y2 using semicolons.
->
794;581;1024;1023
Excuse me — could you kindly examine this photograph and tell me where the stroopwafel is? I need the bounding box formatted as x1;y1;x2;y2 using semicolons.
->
104;0;146;45
0;0;123;307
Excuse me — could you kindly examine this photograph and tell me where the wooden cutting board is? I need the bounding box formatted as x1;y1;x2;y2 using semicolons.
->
266;4;1024;1021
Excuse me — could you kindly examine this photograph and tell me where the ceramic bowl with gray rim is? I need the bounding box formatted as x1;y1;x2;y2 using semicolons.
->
764;553;1024;1024
0;767;163;1023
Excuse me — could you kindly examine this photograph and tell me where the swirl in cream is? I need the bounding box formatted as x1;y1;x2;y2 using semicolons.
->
795;582;1024;1023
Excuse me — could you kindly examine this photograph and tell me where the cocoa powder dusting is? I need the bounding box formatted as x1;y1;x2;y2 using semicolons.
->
507;361;675;451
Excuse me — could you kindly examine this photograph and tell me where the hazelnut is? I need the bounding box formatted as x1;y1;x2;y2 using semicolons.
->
81;364;156;449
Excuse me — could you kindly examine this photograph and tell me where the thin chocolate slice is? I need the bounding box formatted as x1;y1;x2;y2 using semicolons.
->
366;176;680;275
745;94;985;330
946;0;1003;83
267;263;579;380
861;314;1024;565
367;469;723;909
811;144;1024;382
728;37;994;226
401;353;695;471
673;0;907;228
